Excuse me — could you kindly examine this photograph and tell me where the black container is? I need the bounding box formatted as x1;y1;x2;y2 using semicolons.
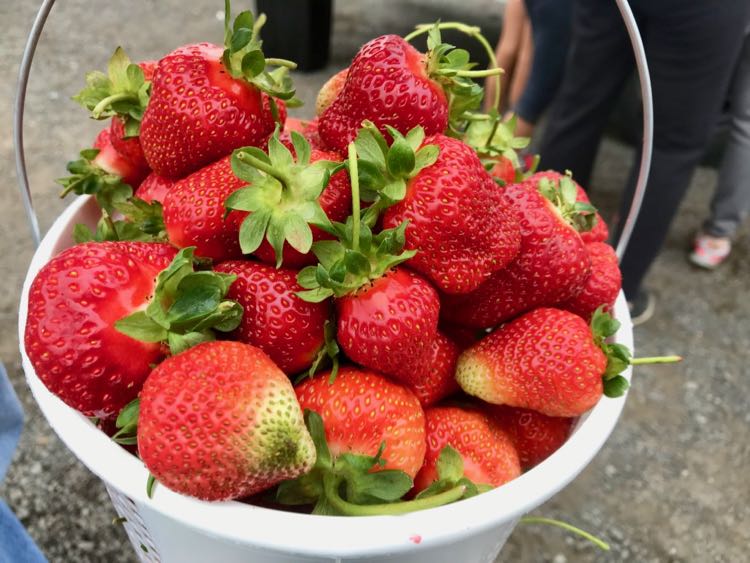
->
257;0;333;71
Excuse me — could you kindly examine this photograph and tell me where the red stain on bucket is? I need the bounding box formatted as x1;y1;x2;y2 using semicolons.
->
409;535;422;544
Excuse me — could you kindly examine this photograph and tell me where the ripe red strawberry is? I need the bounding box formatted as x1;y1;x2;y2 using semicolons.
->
533;170;609;243
455;308;608;417
24;242;177;418
558;242;621;320
485;405;575;470
404;332;460;408
214;260;330;374
295;367;426;478
140;8;298;179
318;28;491;153
109;116;150;173
134;173;174;204
413;406;520;494
162;155;247;262
335;267;440;384
379;132;521;294
281;117;328;152
315;67;348;117
490;156;516;185
138;341;315;501
441;173;592;327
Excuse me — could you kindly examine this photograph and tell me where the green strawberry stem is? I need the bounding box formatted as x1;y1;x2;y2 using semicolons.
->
234;151;291;190
322;473;466;516
630;355;682;365
348;143;361;252
520;516;610;551
404;21;501;110
92;92;136;119
265;58;298;69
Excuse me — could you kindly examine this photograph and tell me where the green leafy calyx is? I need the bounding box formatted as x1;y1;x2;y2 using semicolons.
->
225;130;340;267
295;220;416;303
57;148;133;215
423;24;499;136
73;47;150;137
354;123;439;225
463;112;531;184
537;171;598;233
115;247;243;354
415;445;492;501
590;307;631;398
74;197;166;244
111;398;140;445
222;0;300;107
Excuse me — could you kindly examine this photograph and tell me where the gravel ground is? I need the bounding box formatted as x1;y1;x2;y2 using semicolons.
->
1;1;748;562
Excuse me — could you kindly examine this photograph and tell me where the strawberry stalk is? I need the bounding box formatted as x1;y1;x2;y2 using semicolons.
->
348;143;361;252
630;356;683;365
322;474;466;516
404;22;503;126
520;517;610;551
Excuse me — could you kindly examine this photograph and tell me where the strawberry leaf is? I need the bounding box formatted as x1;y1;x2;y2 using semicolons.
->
115;247;243;354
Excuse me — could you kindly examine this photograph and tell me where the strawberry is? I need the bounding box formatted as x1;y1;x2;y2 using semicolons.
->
109;116;149;173
319;27;492;153
335;267;440;384
533;170;609;243
456;308;611;417
134;173;174;205
24;242;177;418
140;7;299;179
558;242;621;321
138;341;315;501
485;405;575;470
404;332;460;408
441;172;593;327
281;117;327;152
315;67;348;117
214;260;330;374
490;156;516;185
366;127;520;294
295;367;426;478
413;406;520;494
162;155;247;262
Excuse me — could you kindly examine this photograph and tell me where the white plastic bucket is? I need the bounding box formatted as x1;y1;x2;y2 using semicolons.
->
17;194;634;563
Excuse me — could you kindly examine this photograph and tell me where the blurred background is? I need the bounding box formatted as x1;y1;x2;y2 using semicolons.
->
1;0;747;561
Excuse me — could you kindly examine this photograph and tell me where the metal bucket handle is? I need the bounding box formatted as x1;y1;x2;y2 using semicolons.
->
13;0;653;260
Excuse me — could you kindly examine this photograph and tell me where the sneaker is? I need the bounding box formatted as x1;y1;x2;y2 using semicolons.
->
689;232;731;269
628;290;655;326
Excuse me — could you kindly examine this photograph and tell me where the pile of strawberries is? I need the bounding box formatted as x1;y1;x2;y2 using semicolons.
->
24;4;671;515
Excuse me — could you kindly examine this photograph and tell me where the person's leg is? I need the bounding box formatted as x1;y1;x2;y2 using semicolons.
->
512;0;573;138
536;0;634;188
704;33;750;239
485;0;529;113
508;21;534;117
617;1;750;298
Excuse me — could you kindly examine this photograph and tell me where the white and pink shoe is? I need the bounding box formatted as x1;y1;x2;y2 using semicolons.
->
689;232;732;269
